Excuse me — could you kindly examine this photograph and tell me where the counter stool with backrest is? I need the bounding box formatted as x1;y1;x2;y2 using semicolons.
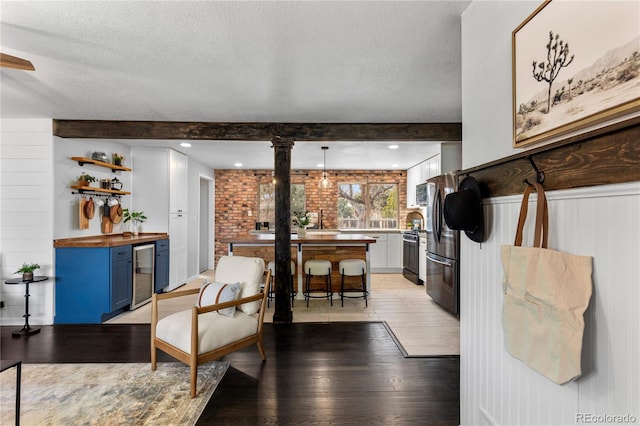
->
339;259;368;307
266;260;297;307
303;259;333;307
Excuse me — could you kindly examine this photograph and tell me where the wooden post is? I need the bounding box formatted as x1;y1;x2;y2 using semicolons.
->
272;136;294;323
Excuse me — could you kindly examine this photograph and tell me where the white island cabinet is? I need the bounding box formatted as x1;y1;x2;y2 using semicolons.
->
131;148;188;290
346;230;402;273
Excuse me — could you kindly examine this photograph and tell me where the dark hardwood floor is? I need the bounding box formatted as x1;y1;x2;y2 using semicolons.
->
1;322;459;425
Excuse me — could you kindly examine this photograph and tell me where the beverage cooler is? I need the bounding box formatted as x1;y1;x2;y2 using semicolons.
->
132;244;154;309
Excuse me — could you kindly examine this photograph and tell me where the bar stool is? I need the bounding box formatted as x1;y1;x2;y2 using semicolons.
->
266;260;297;308
339;259;368;307
303;260;333;307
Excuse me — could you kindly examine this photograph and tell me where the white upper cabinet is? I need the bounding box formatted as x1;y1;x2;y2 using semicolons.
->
406;144;461;208
406;165;422;208
424;155;440;181
169;149;188;214
131;148;189;231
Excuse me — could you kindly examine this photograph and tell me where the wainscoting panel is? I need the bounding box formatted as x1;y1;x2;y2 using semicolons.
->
461;183;640;425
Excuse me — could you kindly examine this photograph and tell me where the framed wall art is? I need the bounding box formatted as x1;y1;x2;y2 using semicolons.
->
512;0;640;147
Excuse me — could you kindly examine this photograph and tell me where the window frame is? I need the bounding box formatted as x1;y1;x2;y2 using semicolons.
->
337;181;399;229
257;182;306;225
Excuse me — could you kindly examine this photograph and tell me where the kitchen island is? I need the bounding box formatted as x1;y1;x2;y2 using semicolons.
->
221;233;376;298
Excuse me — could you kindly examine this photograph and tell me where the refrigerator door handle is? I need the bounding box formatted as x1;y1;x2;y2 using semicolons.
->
431;184;437;242
427;253;454;267
434;187;442;242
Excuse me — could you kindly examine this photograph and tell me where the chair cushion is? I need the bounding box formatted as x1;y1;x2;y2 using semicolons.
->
215;256;265;315
156;309;259;355
196;281;241;317
339;259;366;276
304;260;332;276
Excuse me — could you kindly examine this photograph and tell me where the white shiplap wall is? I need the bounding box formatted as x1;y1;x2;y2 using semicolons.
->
0;119;55;325
461;183;640;425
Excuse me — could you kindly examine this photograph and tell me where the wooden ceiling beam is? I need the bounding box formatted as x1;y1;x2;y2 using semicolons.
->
0;53;35;71
53;120;461;141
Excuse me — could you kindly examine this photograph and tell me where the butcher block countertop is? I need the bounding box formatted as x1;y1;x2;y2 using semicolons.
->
54;233;168;248
222;233;376;244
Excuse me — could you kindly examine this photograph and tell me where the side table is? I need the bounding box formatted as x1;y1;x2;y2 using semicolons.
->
4;276;48;337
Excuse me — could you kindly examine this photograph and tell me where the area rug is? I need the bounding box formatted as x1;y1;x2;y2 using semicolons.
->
0;361;229;425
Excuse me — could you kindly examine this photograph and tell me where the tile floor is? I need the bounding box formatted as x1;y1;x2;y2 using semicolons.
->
107;272;460;356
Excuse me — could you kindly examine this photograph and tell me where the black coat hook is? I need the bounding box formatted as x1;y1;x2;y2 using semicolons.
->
526;155;545;184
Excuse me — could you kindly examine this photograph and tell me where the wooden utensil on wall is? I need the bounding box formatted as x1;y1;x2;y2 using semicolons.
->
101;215;113;234
79;198;89;229
101;204;113;234
84;197;95;219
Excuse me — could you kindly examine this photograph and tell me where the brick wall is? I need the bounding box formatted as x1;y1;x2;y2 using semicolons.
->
214;169;411;263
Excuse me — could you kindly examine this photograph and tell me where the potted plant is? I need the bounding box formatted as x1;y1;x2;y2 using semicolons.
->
293;211;311;237
15;262;40;281
77;173;97;187
123;209;147;235
112;153;124;166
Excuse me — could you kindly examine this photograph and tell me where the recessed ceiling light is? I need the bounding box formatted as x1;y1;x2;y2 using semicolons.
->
391;163;399;168
234;162;243;167
180;142;192;147
388;144;399;150
316;163;324;168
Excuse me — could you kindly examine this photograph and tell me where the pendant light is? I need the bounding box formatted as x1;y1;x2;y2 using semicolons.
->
318;146;333;189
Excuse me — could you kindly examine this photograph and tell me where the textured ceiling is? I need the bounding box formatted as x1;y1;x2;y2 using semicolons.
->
0;1;471;169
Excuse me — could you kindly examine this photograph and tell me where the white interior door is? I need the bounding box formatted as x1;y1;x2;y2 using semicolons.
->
199;178;210;272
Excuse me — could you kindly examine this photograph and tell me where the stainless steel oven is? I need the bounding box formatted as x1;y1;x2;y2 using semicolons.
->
402;230;420;284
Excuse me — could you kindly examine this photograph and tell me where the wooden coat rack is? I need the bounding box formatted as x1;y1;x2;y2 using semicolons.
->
460;117;640;198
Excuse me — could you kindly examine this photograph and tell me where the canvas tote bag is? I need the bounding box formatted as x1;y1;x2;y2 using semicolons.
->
501;182;593;384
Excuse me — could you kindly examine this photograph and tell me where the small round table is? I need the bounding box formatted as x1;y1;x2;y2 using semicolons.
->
4;276;48;337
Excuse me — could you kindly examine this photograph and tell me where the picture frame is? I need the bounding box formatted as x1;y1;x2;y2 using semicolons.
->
512;0;640;147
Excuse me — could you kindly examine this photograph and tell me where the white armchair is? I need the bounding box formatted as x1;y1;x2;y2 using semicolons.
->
151;256;269;397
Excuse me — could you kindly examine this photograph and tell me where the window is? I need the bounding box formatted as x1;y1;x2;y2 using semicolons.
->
338;183;398;229
258;183;306;224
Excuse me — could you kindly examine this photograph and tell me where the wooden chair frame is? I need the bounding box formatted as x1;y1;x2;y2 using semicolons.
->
151;270;270;397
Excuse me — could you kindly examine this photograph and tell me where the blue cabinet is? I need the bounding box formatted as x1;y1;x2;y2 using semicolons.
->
55;245;132;323
111;246;133;311
155;239;169;293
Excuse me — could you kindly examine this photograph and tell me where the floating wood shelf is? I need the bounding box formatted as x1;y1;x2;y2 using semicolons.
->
71;157;131;172
70;186;131;196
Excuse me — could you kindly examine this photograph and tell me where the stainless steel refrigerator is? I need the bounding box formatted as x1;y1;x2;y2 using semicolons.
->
424;173;460;316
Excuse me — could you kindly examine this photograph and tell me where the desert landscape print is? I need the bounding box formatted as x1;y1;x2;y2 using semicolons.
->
513;0;640;146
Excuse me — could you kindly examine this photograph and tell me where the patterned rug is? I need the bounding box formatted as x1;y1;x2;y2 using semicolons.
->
0;361;229;425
